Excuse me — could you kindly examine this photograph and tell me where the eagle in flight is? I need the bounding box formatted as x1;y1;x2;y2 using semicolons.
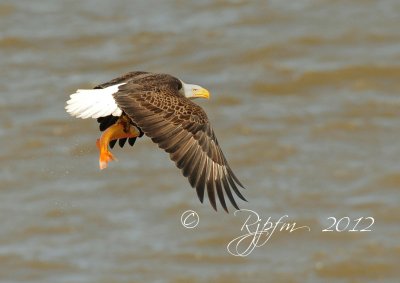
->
66;71;246;212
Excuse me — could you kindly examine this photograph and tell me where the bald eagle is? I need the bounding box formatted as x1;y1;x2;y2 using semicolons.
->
66;71;246;212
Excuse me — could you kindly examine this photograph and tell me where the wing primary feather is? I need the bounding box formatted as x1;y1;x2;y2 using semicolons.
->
187;152;202;188
165;132;192;152
166;133;193;154
195;160;207;203
215;168;228;213
226;163;245;188
192;152;207;188
176;141;197;169
182;146;200;177
207;177;217;211
187;149;208;188
226;171;247;202
198;157;211;204
156;129;187;150
222;173;240;210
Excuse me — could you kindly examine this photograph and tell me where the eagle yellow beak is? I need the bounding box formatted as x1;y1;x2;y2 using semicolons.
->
193;87;210;99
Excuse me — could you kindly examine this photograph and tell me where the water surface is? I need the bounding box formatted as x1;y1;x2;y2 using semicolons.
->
1;0;399;282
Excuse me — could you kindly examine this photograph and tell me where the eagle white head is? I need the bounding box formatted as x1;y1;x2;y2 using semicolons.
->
181;82;210;100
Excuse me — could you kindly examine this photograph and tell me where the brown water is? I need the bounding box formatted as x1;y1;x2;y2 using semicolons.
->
1;0;399;282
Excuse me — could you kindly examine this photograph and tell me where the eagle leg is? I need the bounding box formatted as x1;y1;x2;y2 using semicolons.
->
96;119;140;170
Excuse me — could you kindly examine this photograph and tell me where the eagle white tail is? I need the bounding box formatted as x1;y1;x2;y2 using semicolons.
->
65;83;124;119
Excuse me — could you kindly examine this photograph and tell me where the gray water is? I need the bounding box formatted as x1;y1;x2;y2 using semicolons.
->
1;0;399;282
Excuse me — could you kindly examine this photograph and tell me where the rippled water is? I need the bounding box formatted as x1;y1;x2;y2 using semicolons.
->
1;0;399;282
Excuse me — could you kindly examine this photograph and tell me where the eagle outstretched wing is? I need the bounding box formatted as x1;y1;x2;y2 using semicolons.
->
112;75;246;212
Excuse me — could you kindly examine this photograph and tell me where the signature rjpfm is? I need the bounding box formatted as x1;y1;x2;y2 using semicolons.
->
227;209;311;257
